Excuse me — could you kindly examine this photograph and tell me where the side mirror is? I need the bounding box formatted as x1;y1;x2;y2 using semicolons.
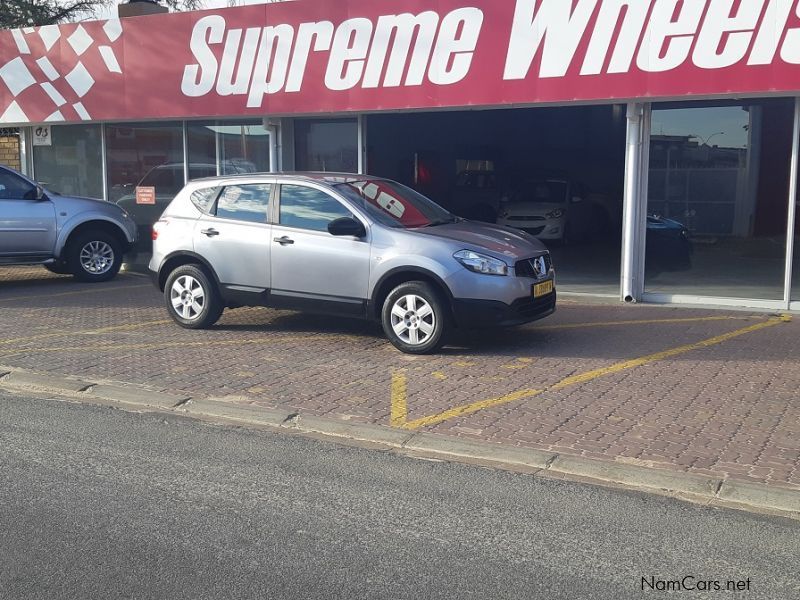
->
36;185;47;200
328;216;366;238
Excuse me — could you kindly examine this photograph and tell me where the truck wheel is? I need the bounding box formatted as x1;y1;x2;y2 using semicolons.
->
382;281;448;354
67;231;123;282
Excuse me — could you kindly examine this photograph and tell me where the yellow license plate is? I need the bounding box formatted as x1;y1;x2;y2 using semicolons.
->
533;280;554;298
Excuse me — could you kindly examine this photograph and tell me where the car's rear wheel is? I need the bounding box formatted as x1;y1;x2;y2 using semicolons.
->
67;231;123;282
164;264;223;329
382;281;448;354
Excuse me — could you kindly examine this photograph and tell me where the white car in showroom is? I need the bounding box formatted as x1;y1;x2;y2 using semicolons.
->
496;178;593;244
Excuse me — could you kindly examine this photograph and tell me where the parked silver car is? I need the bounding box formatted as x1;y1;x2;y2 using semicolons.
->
149;173;556;353
0;165;137;281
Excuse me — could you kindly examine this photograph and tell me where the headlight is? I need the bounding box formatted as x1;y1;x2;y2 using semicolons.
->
453;250;508;276
546;208;565;219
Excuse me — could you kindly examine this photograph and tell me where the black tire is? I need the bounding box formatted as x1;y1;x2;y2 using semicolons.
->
164;264;223;329
66;231;123;282
381;281;448;354
44;262;71;275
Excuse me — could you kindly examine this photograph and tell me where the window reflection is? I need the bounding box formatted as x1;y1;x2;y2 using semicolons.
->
33;125;103;199
647;101;792;300
279;185;353;232
295;119;358;172
216;184;271;224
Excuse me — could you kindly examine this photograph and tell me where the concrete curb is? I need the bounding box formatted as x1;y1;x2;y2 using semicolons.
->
1;365;797;518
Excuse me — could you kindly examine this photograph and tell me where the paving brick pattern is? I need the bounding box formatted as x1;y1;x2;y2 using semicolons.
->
1;266;799;489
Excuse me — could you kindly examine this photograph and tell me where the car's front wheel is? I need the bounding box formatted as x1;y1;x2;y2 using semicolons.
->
164;264;223;329
67;231;123;282
382;281;448;354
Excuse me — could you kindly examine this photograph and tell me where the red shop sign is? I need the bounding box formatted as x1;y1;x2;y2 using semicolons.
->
3;0;800;125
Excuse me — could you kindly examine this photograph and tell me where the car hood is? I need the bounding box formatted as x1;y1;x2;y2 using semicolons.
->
499;201;565;217
412;220;547;261
50;193;123;213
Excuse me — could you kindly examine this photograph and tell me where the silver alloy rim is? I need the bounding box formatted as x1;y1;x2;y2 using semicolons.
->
390;294;436;346
79;241;115;275
170;275;206;321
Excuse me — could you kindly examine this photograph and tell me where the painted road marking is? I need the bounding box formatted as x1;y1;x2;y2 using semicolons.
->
0;332;366;360
0;282;150;304
394;315;791;430
0;319;171;347
531;315;762;331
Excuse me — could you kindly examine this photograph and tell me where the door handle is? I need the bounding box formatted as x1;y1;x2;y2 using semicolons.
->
200;228;220;237
273;236;295;245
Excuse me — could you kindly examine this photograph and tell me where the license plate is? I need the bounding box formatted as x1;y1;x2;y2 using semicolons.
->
533;279;554;298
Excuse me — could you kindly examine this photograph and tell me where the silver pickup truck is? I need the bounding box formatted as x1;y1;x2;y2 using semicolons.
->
0;165;137;282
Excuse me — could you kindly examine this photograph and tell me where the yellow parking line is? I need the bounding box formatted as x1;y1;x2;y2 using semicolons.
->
390;370;408;427
0;319;171;347
0;282;151;304
397;315;790;430
532;315;760;332
0;332;365;359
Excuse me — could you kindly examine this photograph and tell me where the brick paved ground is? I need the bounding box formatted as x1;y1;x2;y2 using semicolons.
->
1;266;799;489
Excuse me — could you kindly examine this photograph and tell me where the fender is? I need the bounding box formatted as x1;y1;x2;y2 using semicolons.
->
55;212;136;256
156;250;223;291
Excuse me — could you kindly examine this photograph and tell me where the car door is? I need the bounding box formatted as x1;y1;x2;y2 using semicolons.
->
269;183;371;315
0;168;56;256
193;182;273;292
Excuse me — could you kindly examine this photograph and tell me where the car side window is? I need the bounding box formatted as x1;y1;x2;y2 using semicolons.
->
190;187;220;214
279;184;354;232
0;170;36;200
214;183;271;224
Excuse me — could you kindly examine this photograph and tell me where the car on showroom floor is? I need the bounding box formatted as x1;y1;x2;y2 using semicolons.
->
149;173;556;354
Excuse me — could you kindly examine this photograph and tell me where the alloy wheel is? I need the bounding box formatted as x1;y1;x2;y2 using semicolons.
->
79;241;115;275
170;275;206;321
390;294;436;346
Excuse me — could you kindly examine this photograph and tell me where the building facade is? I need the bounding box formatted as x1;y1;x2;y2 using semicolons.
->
1;0;799;310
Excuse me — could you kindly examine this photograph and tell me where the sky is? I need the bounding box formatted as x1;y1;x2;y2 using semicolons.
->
91;0;281;21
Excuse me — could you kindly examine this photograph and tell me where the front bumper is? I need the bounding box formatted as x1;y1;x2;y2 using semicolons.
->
452;290;556;329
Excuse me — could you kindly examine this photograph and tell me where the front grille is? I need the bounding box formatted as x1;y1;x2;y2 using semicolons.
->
506;215;546;222
515;253;552;278
512;293;556;318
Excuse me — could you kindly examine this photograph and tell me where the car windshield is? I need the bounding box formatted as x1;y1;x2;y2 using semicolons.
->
335;179;457;229
514;180;568;203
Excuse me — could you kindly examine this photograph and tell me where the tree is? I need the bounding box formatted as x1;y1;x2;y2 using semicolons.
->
1;0;205;29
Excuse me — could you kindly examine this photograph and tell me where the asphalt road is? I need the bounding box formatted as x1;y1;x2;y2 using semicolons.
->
1;391;798;600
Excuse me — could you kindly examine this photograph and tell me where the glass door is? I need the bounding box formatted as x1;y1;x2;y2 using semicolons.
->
644;99;795;302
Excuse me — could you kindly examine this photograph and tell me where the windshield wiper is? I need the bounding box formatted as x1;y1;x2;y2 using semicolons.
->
424;218;458;227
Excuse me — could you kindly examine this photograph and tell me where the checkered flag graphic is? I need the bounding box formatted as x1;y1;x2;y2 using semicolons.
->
0;19;124;124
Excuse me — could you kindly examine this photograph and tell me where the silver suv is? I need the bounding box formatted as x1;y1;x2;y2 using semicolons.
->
150;173;556;353
0;165;137;281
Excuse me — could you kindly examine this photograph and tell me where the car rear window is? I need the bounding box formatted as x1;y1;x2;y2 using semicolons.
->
190;187;219;213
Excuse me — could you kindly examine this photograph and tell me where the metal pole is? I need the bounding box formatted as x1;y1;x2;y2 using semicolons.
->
357;114;366;175
622;103;642;303
782;97;799;308
215;123;221;176
18;127;30;177
182;121;189;185
100;122;108;202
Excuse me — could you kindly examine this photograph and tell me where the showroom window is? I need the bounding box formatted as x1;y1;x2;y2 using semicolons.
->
187;121;272;177
32;124;103;199
295;119;358;172
646;99;794;301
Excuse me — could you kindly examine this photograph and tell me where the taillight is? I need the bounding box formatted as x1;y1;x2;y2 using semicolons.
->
152;219;167;241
